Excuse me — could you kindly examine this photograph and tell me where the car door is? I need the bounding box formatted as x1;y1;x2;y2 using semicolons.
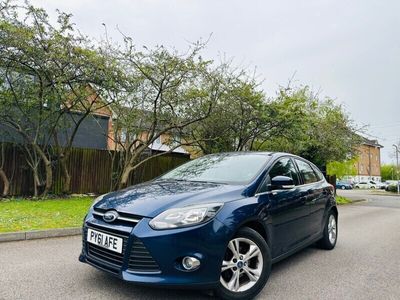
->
256;157;310;258
309;164;330;235
293;159;325;237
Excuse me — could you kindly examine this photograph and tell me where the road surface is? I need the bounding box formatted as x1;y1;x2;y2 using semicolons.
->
1;190;399;299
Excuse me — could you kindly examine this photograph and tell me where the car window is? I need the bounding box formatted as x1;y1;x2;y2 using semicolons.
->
160;153;271;184
262;158;300;191
312;165;325;181
295;159;318;184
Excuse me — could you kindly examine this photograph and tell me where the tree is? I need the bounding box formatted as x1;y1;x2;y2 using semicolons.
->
0;143;10;197
257;86;362;167
190;72;265;153
0;2;121;195
0;1;364;196
381;164;396;181
327;158;358;179
191;64;293;154
108;40;221;189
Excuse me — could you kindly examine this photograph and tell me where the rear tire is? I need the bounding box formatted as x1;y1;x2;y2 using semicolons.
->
317;211;338;250
215;227;271;300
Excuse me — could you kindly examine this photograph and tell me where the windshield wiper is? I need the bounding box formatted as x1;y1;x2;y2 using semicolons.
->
185;179;227;185
157;178;226;185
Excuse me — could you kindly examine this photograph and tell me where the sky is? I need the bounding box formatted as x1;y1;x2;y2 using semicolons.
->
30;0;400;163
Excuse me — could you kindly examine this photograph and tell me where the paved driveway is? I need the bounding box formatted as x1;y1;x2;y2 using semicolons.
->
338;188;400;208
1;191;400;299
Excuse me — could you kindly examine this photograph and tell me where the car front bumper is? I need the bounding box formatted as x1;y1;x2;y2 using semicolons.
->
79;214;233;288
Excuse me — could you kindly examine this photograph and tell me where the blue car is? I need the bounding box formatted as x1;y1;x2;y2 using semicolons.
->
336;181;353;190
79;152;338;299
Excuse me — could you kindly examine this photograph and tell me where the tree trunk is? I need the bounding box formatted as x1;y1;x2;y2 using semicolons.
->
42;160;52;197
33;169;40;198
0;168;9;197
60;157;71;194
30;144;52;197
118;147;145;190
109;153;115;192
118;165;134;190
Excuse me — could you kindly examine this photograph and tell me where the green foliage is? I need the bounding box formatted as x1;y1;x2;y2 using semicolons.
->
191;71;269;153
0;1;363;195
0;197;93;232
327;158;358;178
254;86;362;166
0;1;122;195
335;196;352;205
108;41;220;188
381;164;396;181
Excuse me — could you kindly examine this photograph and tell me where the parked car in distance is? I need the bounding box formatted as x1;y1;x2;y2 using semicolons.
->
79;152;338;300
383;180;397;188
385;180;398;185
336;181;353;190
354;181;378;189
373;181;387;189
385;181;399;192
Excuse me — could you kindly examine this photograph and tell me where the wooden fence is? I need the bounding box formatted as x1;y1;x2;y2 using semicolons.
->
0;143;189;196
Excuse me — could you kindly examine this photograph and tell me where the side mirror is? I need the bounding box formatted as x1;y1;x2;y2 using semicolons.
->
270;176;295;190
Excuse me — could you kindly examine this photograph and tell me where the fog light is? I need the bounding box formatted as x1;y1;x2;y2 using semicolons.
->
182;256;200;270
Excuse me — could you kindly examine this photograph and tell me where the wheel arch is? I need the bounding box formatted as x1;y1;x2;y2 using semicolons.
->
331;205;338;216
325;204;338;227
238;219;271;248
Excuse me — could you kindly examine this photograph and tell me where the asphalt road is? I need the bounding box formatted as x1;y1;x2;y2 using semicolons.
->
1;190;400;300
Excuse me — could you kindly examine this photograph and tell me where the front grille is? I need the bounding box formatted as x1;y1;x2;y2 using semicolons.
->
84;226;129;269
93;208;142;226
128;238;161;273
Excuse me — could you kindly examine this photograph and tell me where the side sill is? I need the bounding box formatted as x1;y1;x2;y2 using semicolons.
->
271;234;323;264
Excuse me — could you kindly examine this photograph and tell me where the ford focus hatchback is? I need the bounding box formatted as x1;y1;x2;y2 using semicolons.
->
79;152;338;299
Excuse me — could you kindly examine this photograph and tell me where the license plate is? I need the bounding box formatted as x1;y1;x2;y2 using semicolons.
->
87;228;123;254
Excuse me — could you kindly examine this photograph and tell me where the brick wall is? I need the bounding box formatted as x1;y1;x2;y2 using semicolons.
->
354;144;381;177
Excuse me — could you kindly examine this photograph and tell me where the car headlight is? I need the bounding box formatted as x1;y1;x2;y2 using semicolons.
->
149;203;223;230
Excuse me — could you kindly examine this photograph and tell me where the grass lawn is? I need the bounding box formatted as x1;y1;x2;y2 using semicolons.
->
0;197;93;233
0;194;352;233
336;195;352;205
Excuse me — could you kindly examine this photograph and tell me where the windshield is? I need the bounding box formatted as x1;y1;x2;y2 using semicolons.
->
160;153;270;184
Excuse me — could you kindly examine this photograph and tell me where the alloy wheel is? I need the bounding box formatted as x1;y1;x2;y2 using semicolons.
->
328;215;337;245
220;238;263;293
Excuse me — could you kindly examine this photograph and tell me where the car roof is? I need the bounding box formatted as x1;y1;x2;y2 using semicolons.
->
204;151;312;160
210;151;273;155
204;151;317;165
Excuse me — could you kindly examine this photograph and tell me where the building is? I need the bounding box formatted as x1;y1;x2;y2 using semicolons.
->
0;85;192;158
344;138;383;183
0;85;114;150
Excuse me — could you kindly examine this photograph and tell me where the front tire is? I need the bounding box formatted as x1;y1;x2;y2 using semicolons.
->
215;227;271;300
317;211;338;250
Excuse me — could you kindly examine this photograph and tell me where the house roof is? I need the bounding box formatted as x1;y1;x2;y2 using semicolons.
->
362;137;383;148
